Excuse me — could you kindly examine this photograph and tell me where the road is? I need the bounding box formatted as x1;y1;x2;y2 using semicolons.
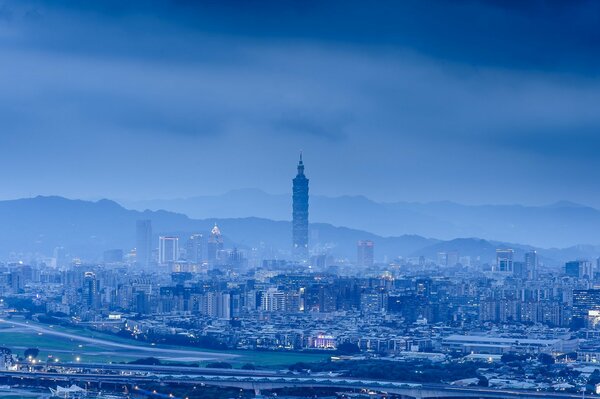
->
0;369;588;399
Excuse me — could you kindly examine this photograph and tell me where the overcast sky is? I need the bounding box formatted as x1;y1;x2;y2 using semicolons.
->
0;0;599;206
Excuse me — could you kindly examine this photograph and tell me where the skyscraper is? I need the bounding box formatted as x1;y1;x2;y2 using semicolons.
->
524;250;538;279
158;236;179;265
357;240;374;267
292;153;309;258
186;234;204;263
136;220;152;268
83;271;100;309
565;260;593;279
207;224;224;264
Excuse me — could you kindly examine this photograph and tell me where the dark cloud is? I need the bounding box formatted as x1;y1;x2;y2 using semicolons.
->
5;0;600;72
0;0;598;207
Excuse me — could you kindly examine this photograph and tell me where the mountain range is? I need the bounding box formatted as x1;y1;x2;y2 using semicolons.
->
120;189;600;248
1;195;599;266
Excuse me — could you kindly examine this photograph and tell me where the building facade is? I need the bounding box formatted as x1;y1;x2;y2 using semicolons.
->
292;153;309;258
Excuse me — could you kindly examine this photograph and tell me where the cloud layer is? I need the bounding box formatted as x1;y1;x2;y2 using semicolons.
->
0;0;599;206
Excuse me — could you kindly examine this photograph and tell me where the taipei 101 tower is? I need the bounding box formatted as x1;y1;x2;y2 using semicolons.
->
292;152;309;258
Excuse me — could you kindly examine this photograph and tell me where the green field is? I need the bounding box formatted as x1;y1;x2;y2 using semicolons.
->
230;350;330;367
0;321;330;367
0;330;139;363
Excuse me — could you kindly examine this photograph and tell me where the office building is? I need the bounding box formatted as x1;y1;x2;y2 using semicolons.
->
136;220;153;267
357;240;375;267
158;236;179;265
573;289;600;327
292;152;309;258
103;249;123;263
565;260;593;279
82;271;100;309
524;250;538;279
496;249;514;272
186;234;204;263
207;224;224;264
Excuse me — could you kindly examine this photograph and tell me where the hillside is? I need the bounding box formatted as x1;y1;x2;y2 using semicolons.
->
121;189;600;248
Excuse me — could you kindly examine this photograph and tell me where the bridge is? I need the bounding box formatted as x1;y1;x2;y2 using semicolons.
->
0;367;585;399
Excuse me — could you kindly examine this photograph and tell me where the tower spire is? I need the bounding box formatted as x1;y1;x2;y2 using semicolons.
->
297;150;305;175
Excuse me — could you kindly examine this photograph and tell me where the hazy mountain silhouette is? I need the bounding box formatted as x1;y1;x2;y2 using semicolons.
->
0;196;438;261
0;196;597;265
121;189;600;248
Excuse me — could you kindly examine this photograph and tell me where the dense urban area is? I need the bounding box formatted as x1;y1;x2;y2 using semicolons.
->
0;158;599;399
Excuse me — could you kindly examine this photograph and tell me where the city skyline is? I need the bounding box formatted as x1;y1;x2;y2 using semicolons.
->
2;2;600;399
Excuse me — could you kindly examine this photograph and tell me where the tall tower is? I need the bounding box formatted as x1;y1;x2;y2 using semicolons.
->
136;220;152;268
186;234;204;263
524;250;538;279
292;152;309;258
357;240;374;268
208;224;224;264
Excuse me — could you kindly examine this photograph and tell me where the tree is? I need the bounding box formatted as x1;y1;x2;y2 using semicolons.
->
337;342;360;355
588;370;600;386
501;353;518;363
206;362;233;369
129;357;161;365
537;353;555;365
24;348;39;359
477;376;489;387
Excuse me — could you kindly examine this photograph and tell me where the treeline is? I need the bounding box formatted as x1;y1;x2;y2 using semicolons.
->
288;359;486;383
116;329;229;350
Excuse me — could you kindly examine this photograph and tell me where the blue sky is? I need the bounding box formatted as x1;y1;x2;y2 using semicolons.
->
0;0;599;206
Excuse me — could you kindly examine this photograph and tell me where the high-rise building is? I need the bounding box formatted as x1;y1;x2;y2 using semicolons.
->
82;271;100;309
437;252;448;267
524;250;538;279
292;152;309;258
573;289;600;326
496;249;514;272
136;220;153;267
512;261;526;278
565;260;593;279
103;249;123;263
446;251;459;267
53;246;68;268
357;240;374;267
207;224;224;264
158;236;179;265
186;234;204;263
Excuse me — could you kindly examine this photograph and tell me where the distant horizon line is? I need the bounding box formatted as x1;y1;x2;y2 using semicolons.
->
2;190;591;211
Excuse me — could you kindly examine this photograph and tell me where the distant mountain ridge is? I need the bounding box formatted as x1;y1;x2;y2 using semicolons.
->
120;189;600;248
0;195;598;266
0;195;440;261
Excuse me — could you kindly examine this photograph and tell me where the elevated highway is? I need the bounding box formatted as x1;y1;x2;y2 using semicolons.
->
0;368;586;399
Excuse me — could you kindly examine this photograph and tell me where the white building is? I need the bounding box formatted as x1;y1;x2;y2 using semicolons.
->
158;236;179;265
